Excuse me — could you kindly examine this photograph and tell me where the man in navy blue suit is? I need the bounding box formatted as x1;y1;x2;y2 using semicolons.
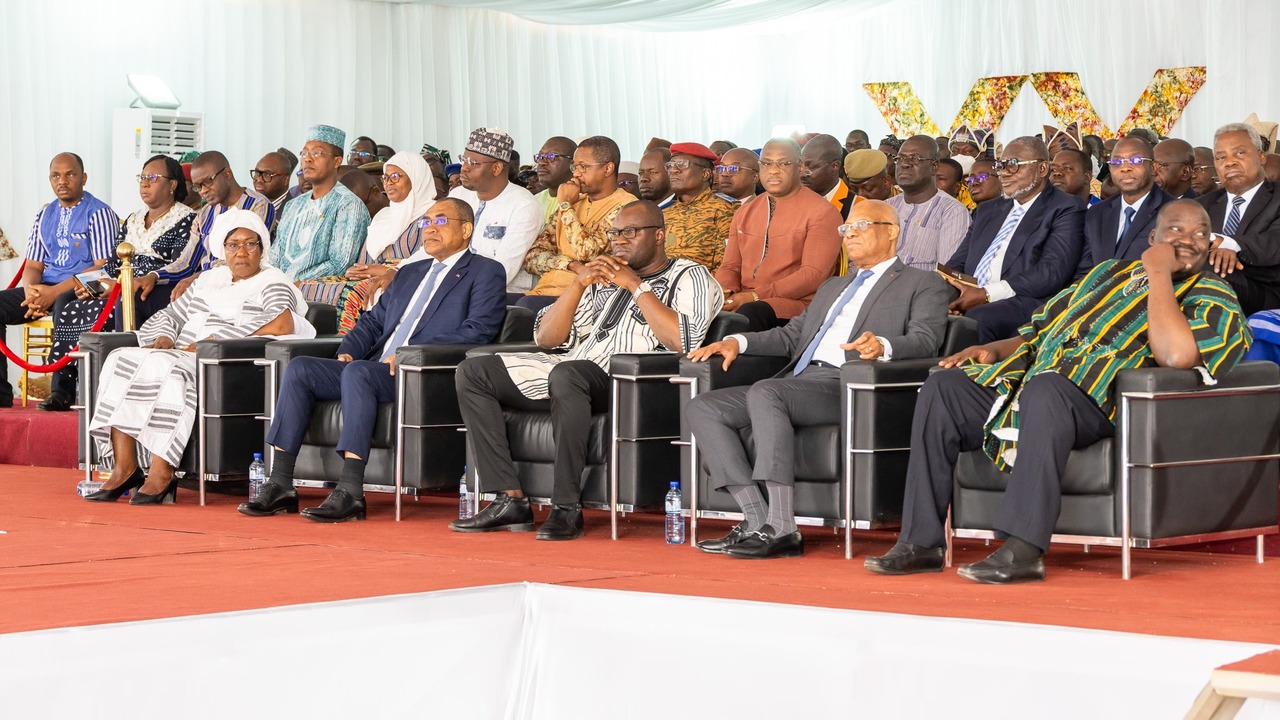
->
1075;137;1173;277
240;198;508;522
943;136;1086;342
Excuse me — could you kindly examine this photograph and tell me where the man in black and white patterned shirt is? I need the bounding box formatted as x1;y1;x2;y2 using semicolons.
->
452;200;723;540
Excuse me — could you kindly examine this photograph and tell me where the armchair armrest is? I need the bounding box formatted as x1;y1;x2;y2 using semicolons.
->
264;337;344;363
77;331;139;357
841;357;943;386
611;352;681;378
196;337;273;361
676;354;790;392
397;344;479;368
1116;360;1280;395
466;342;545;359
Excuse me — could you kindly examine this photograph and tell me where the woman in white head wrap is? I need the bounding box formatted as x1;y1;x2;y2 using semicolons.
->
297;151;437;333
84;209;316;505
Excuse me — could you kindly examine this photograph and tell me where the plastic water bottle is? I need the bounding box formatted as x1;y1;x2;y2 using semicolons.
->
459;469;473;519
76;476;104;498
248;453;266;502
665;481;685;544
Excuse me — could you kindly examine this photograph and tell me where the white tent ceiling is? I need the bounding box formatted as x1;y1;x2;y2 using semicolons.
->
389;0;885;29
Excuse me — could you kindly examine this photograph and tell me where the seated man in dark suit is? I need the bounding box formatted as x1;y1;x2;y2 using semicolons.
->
683;200;949;559
1198;122;1280;315
451;200;722;540
865;201;1249;584
1075;137;1173;276
943;136;1086;342
239;198;508;522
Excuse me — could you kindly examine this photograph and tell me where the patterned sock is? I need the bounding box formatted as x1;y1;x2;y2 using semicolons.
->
337;457;367;498
729;484;767;533
267;450;296;490
765;481;797;535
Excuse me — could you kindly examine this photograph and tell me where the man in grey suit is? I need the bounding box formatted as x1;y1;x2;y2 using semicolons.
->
684;199;950;559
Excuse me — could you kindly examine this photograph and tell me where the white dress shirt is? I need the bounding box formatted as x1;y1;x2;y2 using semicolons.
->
984;190;1043;303
1214;180;1265;253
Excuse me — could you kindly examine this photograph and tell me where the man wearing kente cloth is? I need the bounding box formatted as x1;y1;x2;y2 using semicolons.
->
865;200;1250;584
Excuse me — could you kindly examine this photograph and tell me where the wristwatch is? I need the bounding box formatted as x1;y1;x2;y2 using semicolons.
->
633;281;653;300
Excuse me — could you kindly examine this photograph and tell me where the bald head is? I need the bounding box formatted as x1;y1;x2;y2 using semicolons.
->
1154;138;1195;197
543;136;576;157
800;134;844;195
254;152;292;199
616;198;664;228
340;168;387;217
843;198;901;269
48;152;87;205
716;148;759;200
192;150;228;171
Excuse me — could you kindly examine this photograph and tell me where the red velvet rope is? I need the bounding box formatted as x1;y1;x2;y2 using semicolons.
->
0;261;124;373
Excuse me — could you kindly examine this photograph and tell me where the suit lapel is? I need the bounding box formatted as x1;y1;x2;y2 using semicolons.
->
1207;191;1228;230
1240;182;1275;232
1097;199;1120;260
848;260;901;340
1117;191;1163;258
1001;187;1052;271
799;273;856;350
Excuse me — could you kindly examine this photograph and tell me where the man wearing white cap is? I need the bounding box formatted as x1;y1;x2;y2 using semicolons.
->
271;124;370;281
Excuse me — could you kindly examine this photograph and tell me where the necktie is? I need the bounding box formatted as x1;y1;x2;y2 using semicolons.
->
792;269;875;376
1117;207;1135;247
1223;196;1246;236
381;262;446;360
974;204;1025;286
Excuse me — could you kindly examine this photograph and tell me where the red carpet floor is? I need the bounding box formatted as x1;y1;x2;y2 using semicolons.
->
4;465;1280;645
0;405;78;468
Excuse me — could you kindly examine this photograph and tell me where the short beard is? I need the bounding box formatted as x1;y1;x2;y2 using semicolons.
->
1003;179;1040;200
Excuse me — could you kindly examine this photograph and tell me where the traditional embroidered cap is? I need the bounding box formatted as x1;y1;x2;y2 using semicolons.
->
420;143;452;165
306;124;346;151
950;125;995;156
1044;122;1083;151
843;149;888;182
465;127;514;163
669;142;718;163
179;150;201;163
207;208;273;261
618;160;640;175
1245;113;1278;152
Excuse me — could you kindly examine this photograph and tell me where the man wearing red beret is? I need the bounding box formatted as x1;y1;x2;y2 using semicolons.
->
662;142;736;272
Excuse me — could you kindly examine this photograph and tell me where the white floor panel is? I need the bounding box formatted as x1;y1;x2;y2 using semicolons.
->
1;582;1276;720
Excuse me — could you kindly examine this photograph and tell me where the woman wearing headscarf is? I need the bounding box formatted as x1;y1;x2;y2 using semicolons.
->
84;209;316;505
102;154;196;328
297;151;437;333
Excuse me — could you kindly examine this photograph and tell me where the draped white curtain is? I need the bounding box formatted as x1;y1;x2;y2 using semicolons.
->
0;0;1275;249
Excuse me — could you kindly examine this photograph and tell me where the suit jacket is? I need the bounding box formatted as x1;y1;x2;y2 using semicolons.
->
338;250;508;361
741;259;949;375
946;182;1086;302
1198;180;1280;314
1076;186;1173;277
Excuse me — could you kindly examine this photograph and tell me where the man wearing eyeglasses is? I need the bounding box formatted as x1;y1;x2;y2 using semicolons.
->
686;199;948;558
522;135;636;307
452;200;722;540
886;136;971;272
144;150;276;303
1153;139;1198;200
252;152;294;220
241;197;507;522
1191;147;1219;197
448;128;544;294
1076;137;1172;278
347;136;379;167
270;124;370;283
531;137;577;224
714;148;760;205
943;136;1086;343
661;142;736;272
716;138;843;331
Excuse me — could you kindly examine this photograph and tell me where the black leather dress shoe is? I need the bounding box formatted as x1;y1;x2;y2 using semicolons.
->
957;546;1045;584
300;489;367;523
696;523;750;554
535;504;584;541
38;393;73;412
449;494;534;533
724;525;804;559
238;483;299;517
864;542;945;575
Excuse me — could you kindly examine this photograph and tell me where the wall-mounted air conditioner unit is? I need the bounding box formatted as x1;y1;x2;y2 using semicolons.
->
110;108;203;218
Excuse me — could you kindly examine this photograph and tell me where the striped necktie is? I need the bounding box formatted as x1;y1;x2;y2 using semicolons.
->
1223;196;1246;236
974;203;1025;286
792;269;874;376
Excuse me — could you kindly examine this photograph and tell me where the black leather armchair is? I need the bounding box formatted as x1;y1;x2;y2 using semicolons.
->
75;304;339;505
949;361;1280;578
260;306;534;520
463;311;749;539
675;315;979;555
